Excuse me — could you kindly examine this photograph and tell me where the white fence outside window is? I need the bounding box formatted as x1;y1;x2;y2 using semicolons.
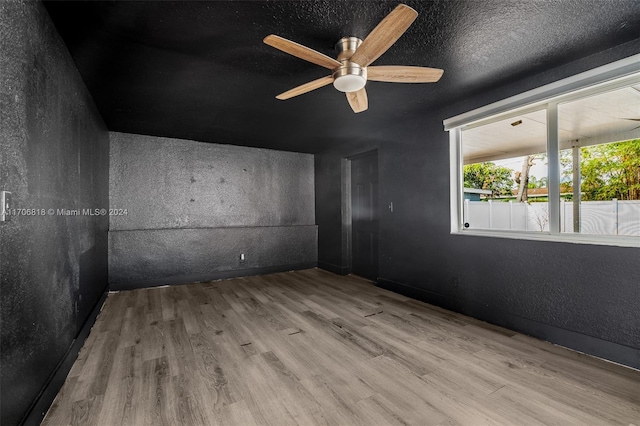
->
464;199;640;235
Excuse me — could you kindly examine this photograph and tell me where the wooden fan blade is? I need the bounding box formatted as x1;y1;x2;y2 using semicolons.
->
276;76;334;100
346;88;368;113
350;4;418;68
367;66;443;83
264;35;341;70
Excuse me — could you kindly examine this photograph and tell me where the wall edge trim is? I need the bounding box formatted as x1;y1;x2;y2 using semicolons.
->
318;261;350;275
110;262;318;291
21;290;109;426
377;278;639;370
108;224;318;233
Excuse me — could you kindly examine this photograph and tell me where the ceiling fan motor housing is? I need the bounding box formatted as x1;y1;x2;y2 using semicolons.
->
333;37;367;93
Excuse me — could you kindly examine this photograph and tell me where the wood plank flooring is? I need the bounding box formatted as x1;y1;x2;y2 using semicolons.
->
43;269;640;425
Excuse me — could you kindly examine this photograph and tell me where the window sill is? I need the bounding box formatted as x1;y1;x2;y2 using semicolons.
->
451;229;640;248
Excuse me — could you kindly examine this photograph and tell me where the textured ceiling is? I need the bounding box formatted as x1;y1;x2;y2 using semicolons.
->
44;0;640;153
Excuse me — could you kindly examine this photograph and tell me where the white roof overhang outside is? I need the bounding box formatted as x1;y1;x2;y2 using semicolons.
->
461;84;640;165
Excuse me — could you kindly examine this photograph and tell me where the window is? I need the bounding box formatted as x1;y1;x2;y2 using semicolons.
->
461;109;548;232
446;54;640;247
558;88;640;236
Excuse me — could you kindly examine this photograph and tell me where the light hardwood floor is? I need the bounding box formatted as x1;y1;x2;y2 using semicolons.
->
43;268;640;425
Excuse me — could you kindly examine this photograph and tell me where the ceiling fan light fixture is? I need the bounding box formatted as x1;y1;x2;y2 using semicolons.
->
332;62;367;93
333;74;367;92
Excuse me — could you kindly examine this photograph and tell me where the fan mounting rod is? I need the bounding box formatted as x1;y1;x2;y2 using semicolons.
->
333;37;367;93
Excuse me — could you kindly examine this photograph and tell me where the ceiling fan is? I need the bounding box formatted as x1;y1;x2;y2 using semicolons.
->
263;3;444;113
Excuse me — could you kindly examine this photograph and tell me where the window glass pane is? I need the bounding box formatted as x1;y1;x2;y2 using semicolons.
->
558;85;640;236
461;109;548;231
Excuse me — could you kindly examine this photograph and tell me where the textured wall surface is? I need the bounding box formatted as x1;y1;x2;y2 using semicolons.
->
315;39;640;368
109;132;316;287
0;2;109;424
109;226;317;289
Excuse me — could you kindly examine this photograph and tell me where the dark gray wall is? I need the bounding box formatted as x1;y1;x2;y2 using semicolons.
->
0;2;109;424
109;132;317;289
316;40;640;369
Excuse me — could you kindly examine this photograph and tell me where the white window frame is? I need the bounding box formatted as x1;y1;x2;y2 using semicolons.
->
445;53;640;248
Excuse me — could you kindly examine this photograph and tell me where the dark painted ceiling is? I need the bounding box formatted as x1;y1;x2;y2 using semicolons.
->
44;1;640;153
